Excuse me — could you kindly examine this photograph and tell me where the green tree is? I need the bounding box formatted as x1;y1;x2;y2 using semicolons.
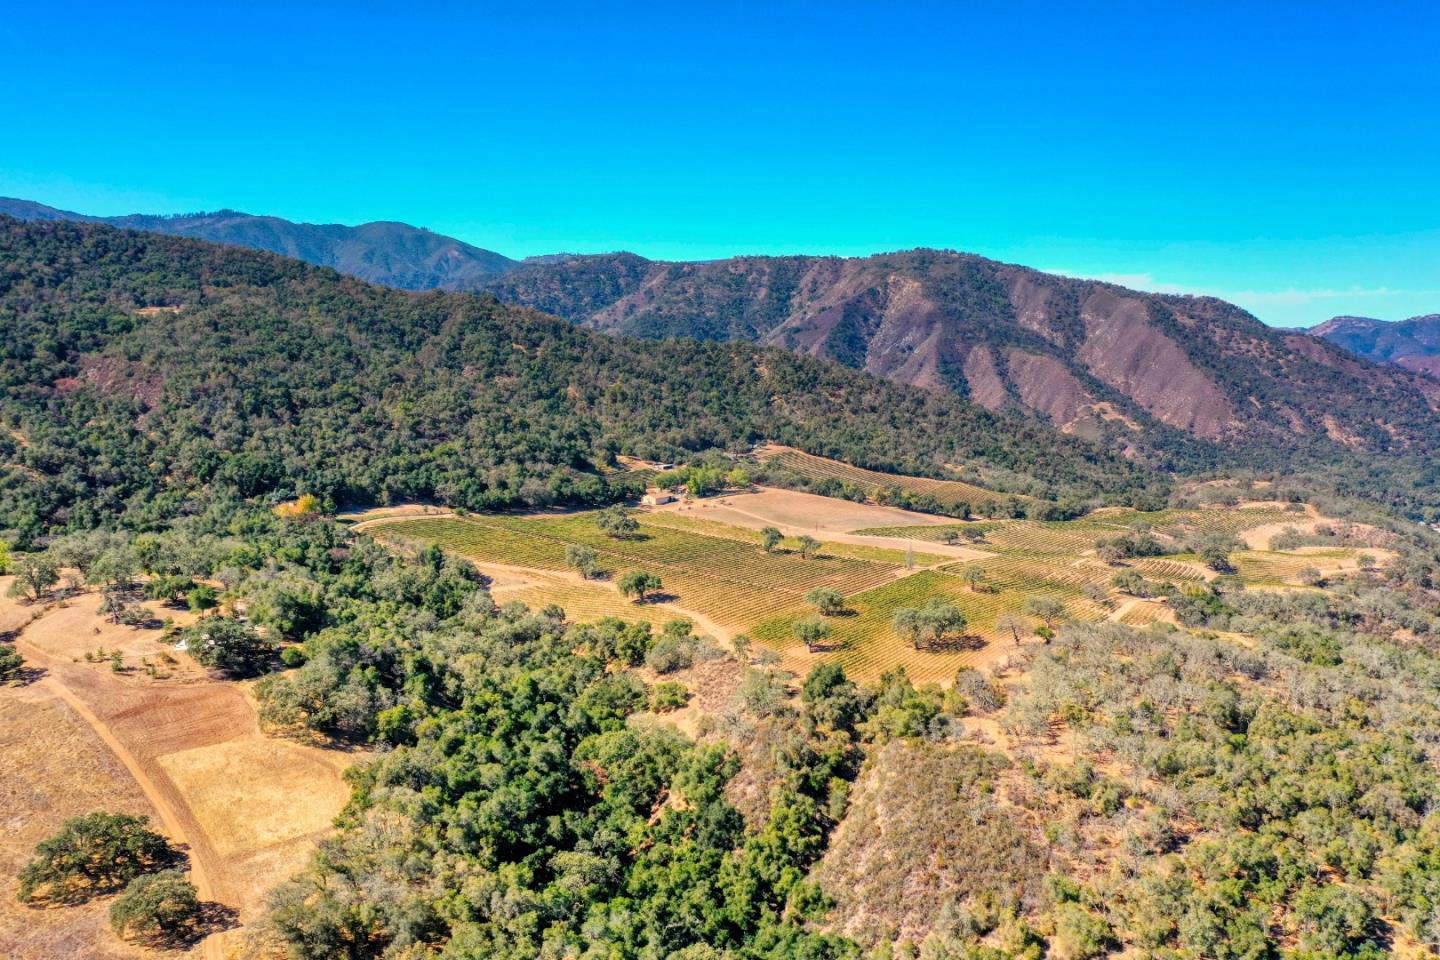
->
597;506;639;539
0;645;23;681
618;570;662;602
1293;883;1378;956
804;587;845;616
7;554;59;602
960;565;985;591
891;600;965;650
1111;569;1148;596
1022;596;1067;632
109;870;203;942
760;526;784;553
919;600;966;647
892;607;925;650
1190;532;1240;572
181;616;275;676
17;812;174;903
187;583;218;612
145;574;196;605
794;616;832;653
730;633;752;662
796;535;821;559
566;543;600;579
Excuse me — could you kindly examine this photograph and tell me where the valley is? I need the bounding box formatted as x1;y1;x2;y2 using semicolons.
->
2;211;1439;960
361;481;1380;686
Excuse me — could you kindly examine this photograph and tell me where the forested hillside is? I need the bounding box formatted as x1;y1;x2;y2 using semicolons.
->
13;199;1440;503
0;218;1154;542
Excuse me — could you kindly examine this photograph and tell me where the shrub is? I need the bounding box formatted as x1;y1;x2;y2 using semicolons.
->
0;645;23;682
109;870;202;942
17;812;174;903
650;681;690;712
645;636;693;674
954;668;1005;713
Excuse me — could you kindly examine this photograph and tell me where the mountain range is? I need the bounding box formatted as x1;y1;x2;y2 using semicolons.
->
1309;314;1440;378
0;197;516;290
5;197;1438;472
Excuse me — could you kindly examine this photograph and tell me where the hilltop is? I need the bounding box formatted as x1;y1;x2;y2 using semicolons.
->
481;250;1440;465
9;197;1438;474
1310;313;1440;377
0;197;516;290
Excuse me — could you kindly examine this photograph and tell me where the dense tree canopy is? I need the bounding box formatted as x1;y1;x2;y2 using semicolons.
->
0;218;1160;544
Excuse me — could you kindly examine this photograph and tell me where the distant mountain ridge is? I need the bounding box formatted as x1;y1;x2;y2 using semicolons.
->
479;250;1440;465
0;197;515;290
1310;314;1440;378
8;196;1439;468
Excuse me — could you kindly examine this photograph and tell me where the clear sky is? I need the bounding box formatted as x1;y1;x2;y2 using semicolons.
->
2;1;1437;327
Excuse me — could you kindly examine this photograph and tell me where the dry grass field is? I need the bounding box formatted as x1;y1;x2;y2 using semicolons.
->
0;581;356;960
0;681;162;960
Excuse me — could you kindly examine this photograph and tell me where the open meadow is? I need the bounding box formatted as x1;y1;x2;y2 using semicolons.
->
364;489;1381;686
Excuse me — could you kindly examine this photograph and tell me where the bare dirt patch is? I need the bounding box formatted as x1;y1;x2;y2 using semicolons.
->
653;488;989;561
340;502;453;527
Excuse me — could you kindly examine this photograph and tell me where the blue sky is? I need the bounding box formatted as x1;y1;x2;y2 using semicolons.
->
2;1;1437;327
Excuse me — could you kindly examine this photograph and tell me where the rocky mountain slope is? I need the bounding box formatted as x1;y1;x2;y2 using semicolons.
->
0;197;515;290
9;197;1438;469
481;251;1440;464
1311;314;1440;377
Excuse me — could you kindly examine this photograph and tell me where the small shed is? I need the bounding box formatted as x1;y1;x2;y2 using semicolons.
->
641;489;676;506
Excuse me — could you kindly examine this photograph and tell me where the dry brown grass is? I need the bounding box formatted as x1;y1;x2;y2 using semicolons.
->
1;587;358;958
0;683;165;959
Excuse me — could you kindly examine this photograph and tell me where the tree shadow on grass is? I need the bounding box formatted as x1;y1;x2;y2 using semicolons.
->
7;663;49;686
127;901;240;950
925;633;988;653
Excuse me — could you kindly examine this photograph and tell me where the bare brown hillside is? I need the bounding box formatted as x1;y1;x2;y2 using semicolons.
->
480;249;1440;462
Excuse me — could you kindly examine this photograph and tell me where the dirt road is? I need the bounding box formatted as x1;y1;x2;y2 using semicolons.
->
4;590;353;959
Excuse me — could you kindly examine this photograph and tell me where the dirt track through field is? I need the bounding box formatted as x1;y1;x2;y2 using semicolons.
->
4;590;355;960
12;633;230;960
475;559;734;641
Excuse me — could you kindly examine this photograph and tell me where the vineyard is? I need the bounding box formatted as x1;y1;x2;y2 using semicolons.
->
366;497;1372;687
854;506;1301;546
748;565;1109;686
761;448;1012;510
643;510;949;567
367;513;900;633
